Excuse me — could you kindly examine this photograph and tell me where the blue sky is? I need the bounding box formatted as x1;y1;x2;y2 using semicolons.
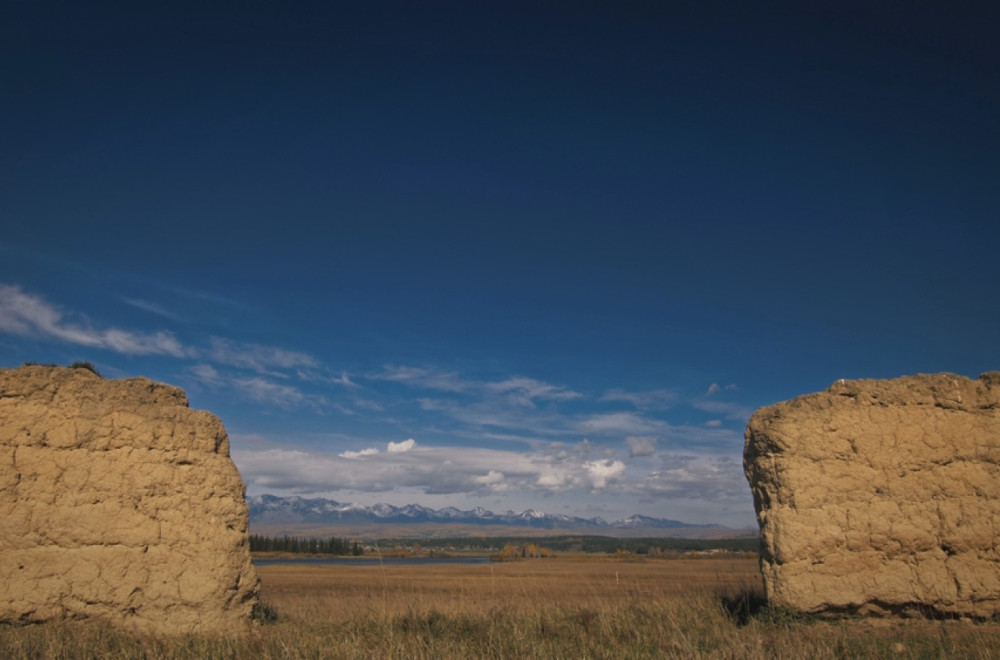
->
2;2;997;527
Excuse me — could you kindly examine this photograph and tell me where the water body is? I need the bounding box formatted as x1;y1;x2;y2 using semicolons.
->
253;556;492;567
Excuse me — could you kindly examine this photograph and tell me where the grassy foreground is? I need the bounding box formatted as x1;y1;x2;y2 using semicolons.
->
2;557;999;659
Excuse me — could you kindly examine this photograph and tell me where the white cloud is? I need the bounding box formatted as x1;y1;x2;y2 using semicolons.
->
387;438;416;453
583;459;626;489
705;419;723;427
536;472;565;487
234;443;586;496
473;470;508;492
231;448;341;491
474;470;505;484
626;436;657;457
340;447;380;459
235;445;541;495
0;284;190;357
232;440;754;521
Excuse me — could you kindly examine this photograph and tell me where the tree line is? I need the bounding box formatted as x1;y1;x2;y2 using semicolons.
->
490;542;553;561
249;534;364;556
375;535;759;555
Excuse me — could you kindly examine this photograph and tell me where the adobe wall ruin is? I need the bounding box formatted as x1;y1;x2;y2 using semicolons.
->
744;372;1000;618
0;365;259;635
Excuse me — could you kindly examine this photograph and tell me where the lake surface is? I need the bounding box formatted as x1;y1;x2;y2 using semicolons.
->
253;556;492;567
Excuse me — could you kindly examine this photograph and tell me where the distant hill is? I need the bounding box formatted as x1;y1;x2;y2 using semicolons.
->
247;494;752;539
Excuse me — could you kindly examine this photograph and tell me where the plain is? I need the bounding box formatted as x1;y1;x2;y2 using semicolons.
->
2;557;999;659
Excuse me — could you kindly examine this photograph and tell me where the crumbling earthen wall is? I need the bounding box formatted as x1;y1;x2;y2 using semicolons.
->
744;372;1000;617
0;365;259;634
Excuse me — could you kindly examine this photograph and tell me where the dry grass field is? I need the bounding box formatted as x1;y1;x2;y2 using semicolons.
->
3;556;999;659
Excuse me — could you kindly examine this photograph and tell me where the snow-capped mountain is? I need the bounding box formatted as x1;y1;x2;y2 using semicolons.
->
246;494;715;531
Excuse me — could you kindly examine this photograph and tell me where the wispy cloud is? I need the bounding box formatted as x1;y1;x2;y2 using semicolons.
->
373;365;747;454
233;376;313;409
372;365;470;392
189;363;223;385
122;297;183;322
0;284;191;357
690;397;754;421
304;371;358;388
417;397;573;438
370;368;589;440
657;424;744;453
1;285;337;412
374;366;580;406
485;377;582;406
208;337;318;374
188;363;325;410
626;436;657;457
600;388;677;410
579;411;668;436
635;454;748;502
164;285;251;310
368;362;757;461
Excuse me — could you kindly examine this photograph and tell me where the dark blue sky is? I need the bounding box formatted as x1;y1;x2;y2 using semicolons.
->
2;2;997;526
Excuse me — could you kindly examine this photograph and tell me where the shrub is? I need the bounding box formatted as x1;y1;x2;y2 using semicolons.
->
68;361;101;377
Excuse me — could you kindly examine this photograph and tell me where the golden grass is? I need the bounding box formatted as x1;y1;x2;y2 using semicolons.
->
2;557;999;659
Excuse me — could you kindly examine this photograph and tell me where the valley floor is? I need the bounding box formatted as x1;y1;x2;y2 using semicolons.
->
3;557;999;658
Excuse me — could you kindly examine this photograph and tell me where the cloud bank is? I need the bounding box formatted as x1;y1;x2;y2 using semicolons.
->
232;439;748;510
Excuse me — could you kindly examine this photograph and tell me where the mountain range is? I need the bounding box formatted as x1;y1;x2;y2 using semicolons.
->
247;494;749;539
